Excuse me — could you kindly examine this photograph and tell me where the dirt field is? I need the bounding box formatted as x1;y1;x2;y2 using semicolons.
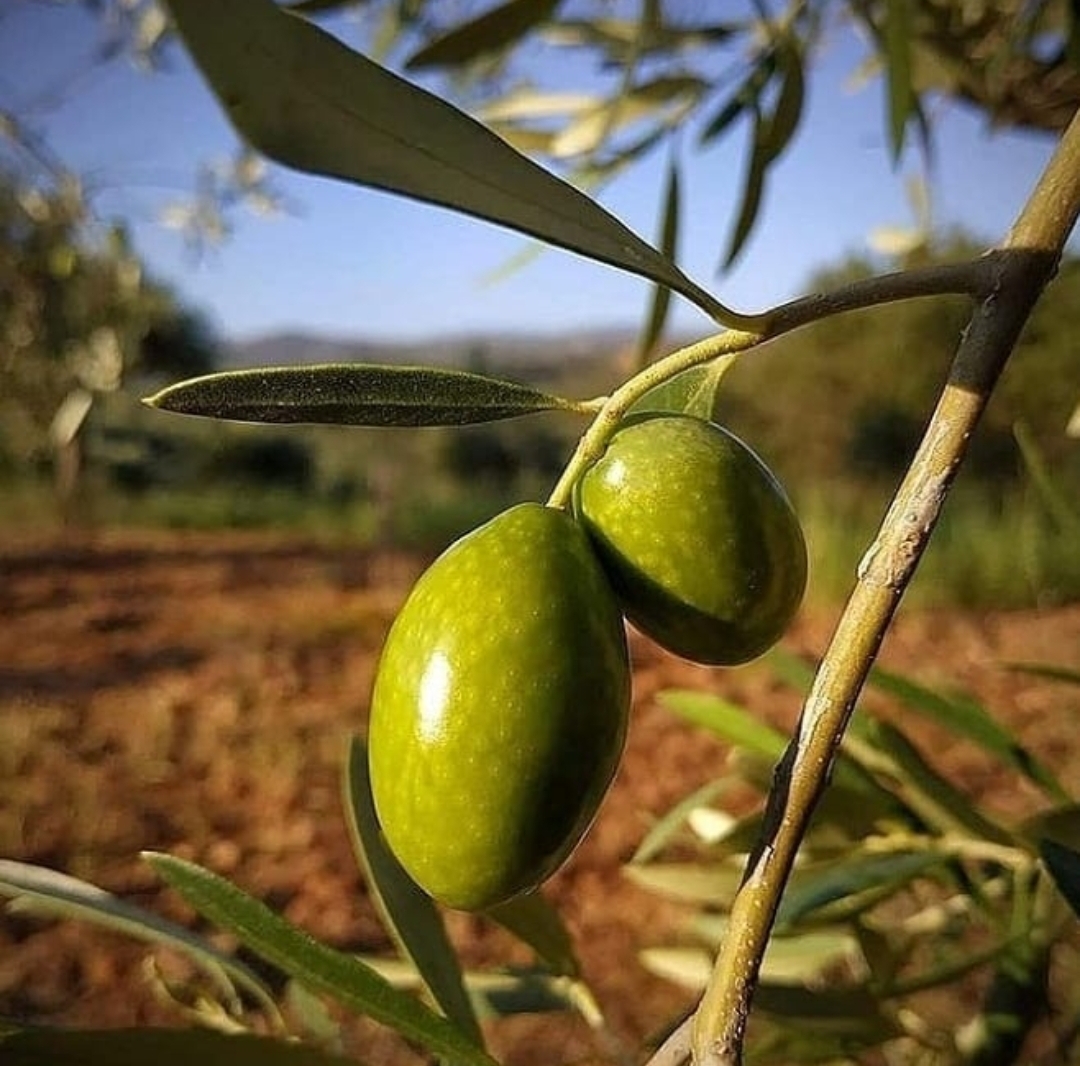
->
2;531;1079;1064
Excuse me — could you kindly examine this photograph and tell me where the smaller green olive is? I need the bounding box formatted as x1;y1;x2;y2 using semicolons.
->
573;413;807;666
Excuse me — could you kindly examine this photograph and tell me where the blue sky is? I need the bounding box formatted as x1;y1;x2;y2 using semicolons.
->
0;3;1065;344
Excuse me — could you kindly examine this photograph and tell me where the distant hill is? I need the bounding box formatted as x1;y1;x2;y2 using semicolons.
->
225;326;656;370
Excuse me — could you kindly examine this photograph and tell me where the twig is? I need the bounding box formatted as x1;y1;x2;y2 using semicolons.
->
689;107;1080;1066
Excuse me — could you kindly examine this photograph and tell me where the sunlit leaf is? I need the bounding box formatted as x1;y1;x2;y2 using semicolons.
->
342;738;482;1044
145;364;583;427
628;359;738;421
478;90;599;123
624;861;745;906
1040;839;1080;919
145;853;498;1066
164;0;736;325
658;689;787;760
0;1028;361;1066
631;156;680;369
632;779;734;864
0;860;279;1025
406;0;562;70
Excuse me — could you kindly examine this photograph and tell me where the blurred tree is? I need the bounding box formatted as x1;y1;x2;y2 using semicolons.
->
0;170;219;515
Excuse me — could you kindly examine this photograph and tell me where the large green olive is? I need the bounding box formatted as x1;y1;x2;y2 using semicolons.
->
573;414;807;666
368;502;631;911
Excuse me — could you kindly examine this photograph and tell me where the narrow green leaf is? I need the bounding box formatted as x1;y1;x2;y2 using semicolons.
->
658;689;788;760
0;860;279;1024
776;851;945;929
865;720;1018;846
1040;839;1080;920
623;861;745;906
687;919;859;981
145;364;582;427
145;853;498;1066
164;0;737;325
697;52;776;146
883;0;914;160
631;156;680;369
0;1028;362;1066
722;105;769;268
760;38;804;163
867;666;1068;802
755;982;900;1039
1025;805;1080;852
342;737;482;1044
1014;420;1080;533
485;892;580;978
1005;662;1080;687
632;778;733;863
406;0;562;70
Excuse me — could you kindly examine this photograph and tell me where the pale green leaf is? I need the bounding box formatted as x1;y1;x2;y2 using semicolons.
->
145;853;498;1066
342;737;482;1044
164;0;735;324
623;861;745;906
658;690;787;760
632;779;733;863
0;860;279;1024
406;0;562;70
144;364;582;427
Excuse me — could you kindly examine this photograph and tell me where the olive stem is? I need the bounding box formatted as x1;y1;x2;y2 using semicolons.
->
687;110;1080;1066
549;258;994;510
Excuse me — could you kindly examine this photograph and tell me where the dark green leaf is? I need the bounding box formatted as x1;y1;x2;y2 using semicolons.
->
760;38;804;163
0;860;278;1023
406;0;562;70
631;156;680;369
1025;805;1080;852
755;982;900;1045
884;0;914;160
1005;662;1080;687
867;666;1068;802
658;690;787;761
145;364;581;427
866;720;1018;846
0;1028;361;1066
1014;420;1080;533
164;0;735;325
723;105;769;268
145;853;498;1066
485;893;580;978
776;851;945;928
697;52;776;146
342;738;482;1044
1040;839;1080;919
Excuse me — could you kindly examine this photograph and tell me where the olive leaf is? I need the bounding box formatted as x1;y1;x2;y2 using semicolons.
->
163;0;739;326
627;360;737;420
144;364;584;427
1040;839;1080;920
406;0;563;71
342;737;483;1045
144;853;499;1066
883;0;915;160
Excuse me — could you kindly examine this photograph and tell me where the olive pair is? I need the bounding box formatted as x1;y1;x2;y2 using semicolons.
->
368;414;807;911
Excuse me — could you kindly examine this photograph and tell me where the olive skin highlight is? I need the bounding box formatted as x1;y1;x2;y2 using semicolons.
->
574;414;807;666
368;503;631;911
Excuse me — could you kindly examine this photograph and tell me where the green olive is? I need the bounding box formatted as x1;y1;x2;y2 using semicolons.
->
573;414;807;666
368;502;631;911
